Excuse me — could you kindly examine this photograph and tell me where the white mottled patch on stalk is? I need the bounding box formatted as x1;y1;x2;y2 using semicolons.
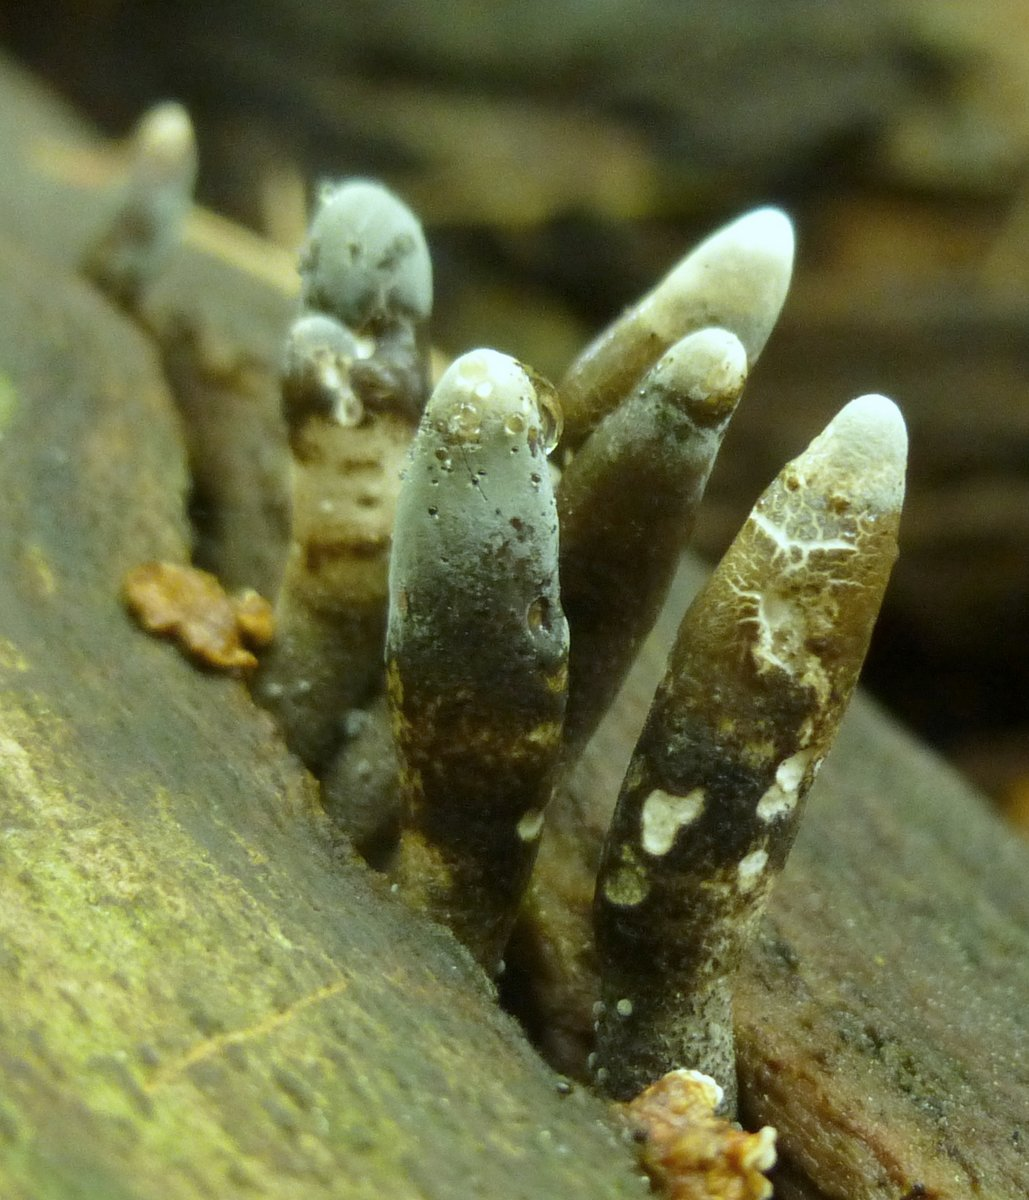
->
730;578;811;681
756;749;818;822
640;787;705;856
516;808;544;842
737;848;768;890
615;998;634;1018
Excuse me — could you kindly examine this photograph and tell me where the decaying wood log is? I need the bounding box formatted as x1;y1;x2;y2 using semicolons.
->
0;57;1026;1199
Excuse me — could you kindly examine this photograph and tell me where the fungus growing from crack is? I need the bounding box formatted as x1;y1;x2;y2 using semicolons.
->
122;176;905;1159
386;348;569;973
253;180;432;771
592;394;906;1114
82;101;198;307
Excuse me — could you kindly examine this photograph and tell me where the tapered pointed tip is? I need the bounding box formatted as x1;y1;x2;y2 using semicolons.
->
832;392;907;454
721;206;795;267
135;102;196;171
655;206;795;364
813;393;908;512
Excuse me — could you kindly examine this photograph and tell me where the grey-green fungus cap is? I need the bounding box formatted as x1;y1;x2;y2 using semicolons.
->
299;180;433;328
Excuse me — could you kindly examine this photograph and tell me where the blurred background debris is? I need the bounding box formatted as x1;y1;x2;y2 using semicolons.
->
2;0;1027;827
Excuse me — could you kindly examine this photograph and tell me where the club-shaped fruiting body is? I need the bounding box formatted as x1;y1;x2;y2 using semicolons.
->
387;349;569;973
83;101;198;305
558;326;748;754
253;181;432;770
288;179;434;425
592;395;906;1113
299;180;433;329
560;208;793;449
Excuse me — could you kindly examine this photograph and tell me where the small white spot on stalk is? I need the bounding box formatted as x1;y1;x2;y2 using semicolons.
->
737;848;768;890
517;808;544;842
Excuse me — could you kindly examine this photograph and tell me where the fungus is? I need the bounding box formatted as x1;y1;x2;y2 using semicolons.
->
559;207;793;449
123;177;908;1145
592;394;906;1113
386;349;569;973
82;101;198;307
252;180;432;770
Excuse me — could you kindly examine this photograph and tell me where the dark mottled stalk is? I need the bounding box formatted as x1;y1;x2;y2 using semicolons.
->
593;395;906;1113
387;349;568;973
559;208;793;450
558;326;747;754
253;181;431;769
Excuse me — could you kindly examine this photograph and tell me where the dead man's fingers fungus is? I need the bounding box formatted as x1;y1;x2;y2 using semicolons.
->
558;326;748;754
387;349;569;973
299;178;433;420
593;395;907;1114
299;179;433;330
252;180;432;770
559;207;793;449
82;101;198;306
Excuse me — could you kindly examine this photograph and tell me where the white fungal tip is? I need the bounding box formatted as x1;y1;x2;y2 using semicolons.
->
657;327;748;411
304;179;433;323
718;206;795;266
653;207;795;363
831;393;908;459
442;348;533;407
429;349;562;453
807;393;908;512
135;102;196;171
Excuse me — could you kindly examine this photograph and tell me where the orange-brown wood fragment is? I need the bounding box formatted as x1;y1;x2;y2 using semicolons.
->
623;1069;776;1200
123;560;273;670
